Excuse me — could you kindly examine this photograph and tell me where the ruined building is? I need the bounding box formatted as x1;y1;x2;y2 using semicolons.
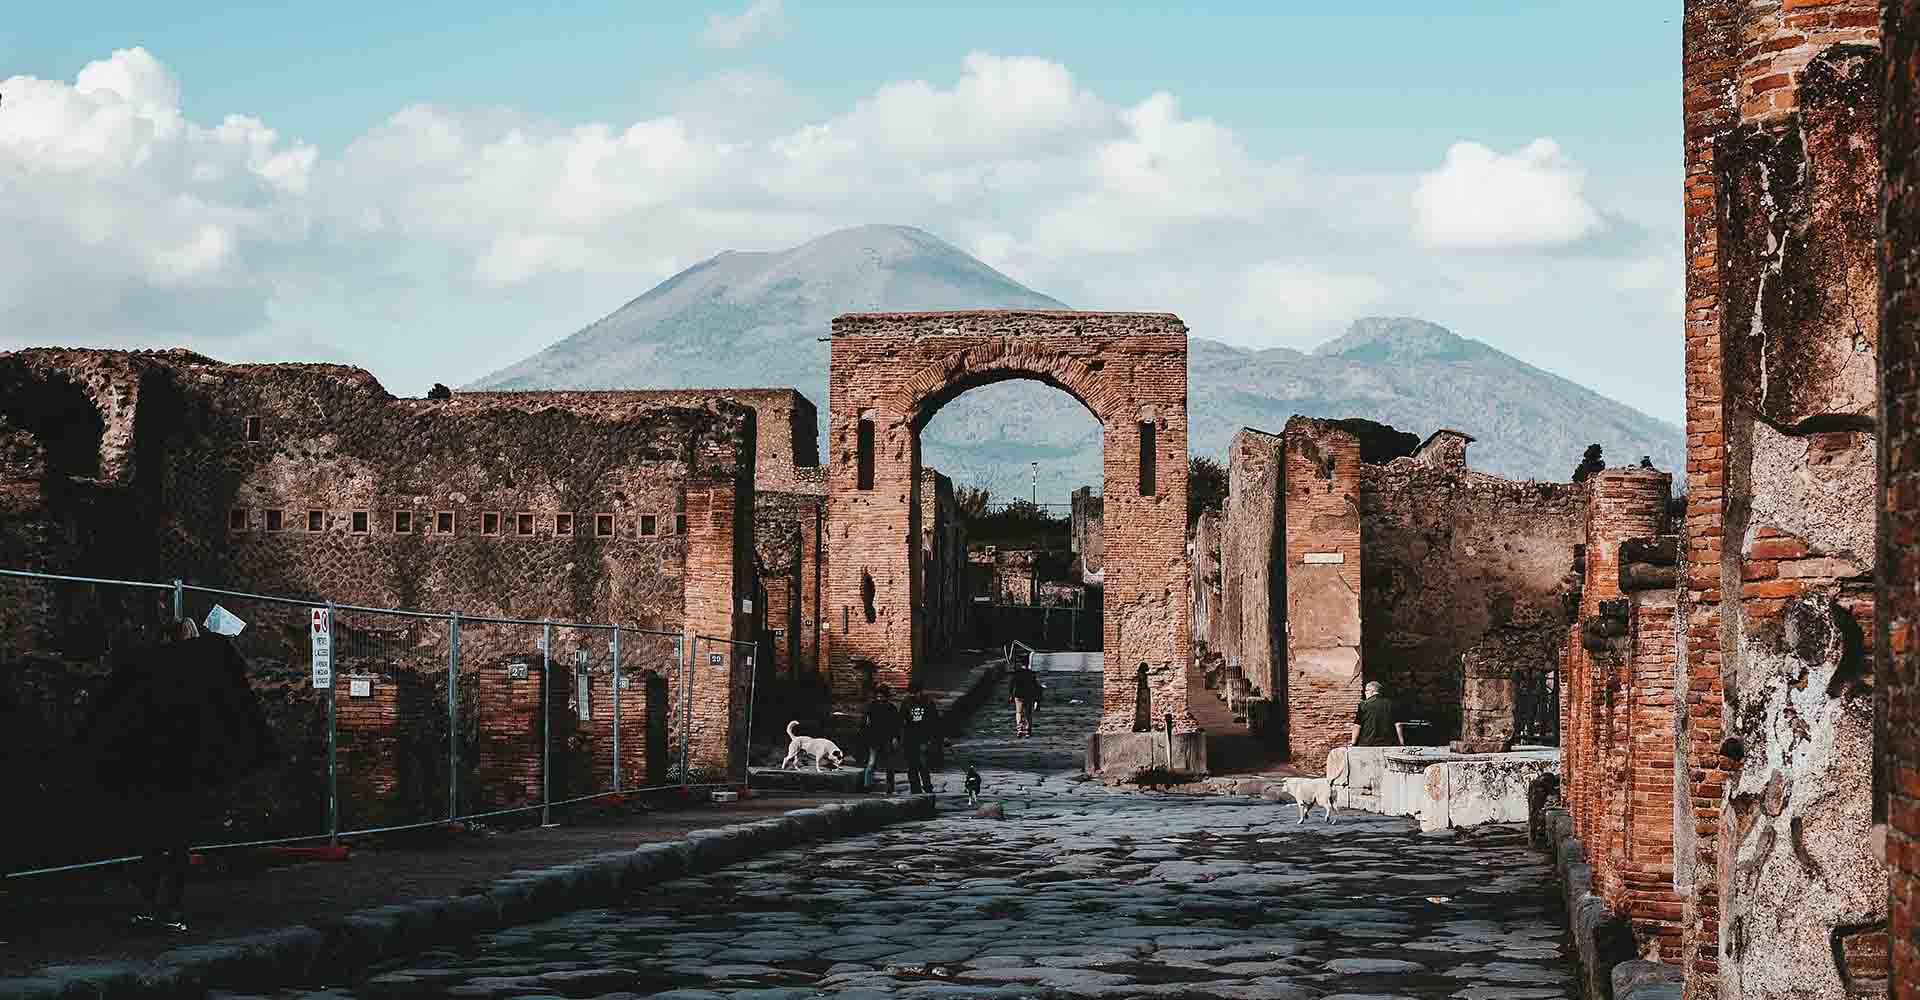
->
1191;417;1589;767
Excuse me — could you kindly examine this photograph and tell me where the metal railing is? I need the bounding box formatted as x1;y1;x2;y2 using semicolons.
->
0;567;719;879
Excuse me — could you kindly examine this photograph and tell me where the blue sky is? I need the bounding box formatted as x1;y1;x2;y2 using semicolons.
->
1;1;1684;421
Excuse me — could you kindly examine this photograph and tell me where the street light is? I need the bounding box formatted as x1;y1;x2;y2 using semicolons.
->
1031;462;1038;506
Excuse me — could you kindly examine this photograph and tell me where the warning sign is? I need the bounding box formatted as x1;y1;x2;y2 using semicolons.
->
310;608;332;689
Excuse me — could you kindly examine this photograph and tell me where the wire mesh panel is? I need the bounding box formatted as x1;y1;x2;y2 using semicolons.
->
613;629;682;790
454;617;559;824
0;574;175;873
331;607;453;834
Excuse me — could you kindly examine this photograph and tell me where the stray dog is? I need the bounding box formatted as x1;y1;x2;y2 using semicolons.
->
964;765;983;805
780;720;848;771
1278;776;1337;825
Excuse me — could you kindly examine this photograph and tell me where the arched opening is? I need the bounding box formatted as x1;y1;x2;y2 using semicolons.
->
918;376;1104;660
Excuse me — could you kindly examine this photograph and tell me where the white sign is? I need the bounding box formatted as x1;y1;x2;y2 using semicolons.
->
1303;552;1346;565
507;662;530;680
742;598;754;614
536;633;548;652
310;608;332;689
349;678;372;698
205;604;247;637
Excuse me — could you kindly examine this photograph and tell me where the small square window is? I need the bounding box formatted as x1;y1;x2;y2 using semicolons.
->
437;511;455;534
640;514;658;537
351;510;370;534
595;513;615;538
674;513;687;536
482;512;500;536
229;508;249;531
265;509;284;532
516;513;536;536
556;513;574;536
244;416;261;442
394;510;413;534
307;510;324;532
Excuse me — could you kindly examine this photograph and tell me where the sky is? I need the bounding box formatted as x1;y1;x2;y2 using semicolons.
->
0;1;1685;422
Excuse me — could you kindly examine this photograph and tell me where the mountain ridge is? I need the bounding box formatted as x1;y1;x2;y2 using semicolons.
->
472;225;1683;501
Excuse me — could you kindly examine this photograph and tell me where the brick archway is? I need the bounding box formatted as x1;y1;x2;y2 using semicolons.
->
826;310;1195;745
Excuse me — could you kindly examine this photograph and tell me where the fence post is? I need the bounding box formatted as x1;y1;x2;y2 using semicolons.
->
326;599;338;847
743;639;759;789
679;633;692;785
448;612;460;822
171;579;183;623
541;620;553;827
611;625;622;793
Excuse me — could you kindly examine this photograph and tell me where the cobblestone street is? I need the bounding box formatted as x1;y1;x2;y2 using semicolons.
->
264;675;1574;999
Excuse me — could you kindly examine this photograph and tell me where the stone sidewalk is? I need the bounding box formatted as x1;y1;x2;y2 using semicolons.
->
0;791;861;978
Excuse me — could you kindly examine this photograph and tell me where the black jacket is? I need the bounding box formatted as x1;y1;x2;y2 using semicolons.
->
862;700;901;744
900;694;940;744
1010;667;1043;703
83;634;275;794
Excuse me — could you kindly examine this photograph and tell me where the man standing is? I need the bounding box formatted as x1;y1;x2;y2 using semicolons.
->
1349;681;1406;747
900;683;940;794
1009;662;1043;738
861;686;900;794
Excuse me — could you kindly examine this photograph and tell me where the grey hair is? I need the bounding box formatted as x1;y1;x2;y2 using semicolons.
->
1364;681;1382;696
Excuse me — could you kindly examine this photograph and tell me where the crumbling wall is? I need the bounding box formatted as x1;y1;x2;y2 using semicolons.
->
1881;2;1920;991
1361;459;1585;742
1072;485;1104;579
1222;429;1285;705
1684;0;1888;993
1281;416;1363;766
918;468;967;662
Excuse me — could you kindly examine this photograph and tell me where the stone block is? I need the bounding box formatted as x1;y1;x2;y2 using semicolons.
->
1085;730;1209;780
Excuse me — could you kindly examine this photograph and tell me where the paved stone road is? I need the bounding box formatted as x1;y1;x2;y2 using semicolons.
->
256;675;1575;999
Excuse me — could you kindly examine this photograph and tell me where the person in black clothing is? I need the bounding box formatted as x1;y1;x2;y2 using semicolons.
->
1349;681;1405;747
1009;663;1043;738
83;624;273;932
900;683;941;794
860;686;900;794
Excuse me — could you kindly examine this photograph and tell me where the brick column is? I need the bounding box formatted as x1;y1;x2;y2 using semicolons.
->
333;673;400;829
1281;417;1364;767
1882;2;1920;994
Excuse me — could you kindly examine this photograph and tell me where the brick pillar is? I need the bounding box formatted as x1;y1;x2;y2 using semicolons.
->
1620;586;1684;961
1280;417;1364;767
1883;3;1920;994
333;672;400;829
581;667;646;791
474;655;568;810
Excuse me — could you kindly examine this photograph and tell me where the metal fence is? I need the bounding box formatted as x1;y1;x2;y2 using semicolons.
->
0;567;713;879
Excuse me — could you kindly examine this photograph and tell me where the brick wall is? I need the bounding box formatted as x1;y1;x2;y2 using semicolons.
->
1222;429;1284;704
827;311;1191;734
1072;486;1105;579
1686;0;1889;992
1884;3;1920;995
1281;417;1363;766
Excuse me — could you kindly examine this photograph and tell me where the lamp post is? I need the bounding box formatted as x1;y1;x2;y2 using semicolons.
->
1031;462;1038;506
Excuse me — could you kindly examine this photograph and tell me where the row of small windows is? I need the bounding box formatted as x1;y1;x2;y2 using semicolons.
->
230;509;687;538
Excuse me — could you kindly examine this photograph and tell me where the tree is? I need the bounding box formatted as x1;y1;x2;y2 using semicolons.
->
1188;455;1228;530
954;484;991;519
428;383;453;400
1572;444;1605;483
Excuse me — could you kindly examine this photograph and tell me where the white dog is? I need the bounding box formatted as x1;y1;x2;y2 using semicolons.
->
1279;776;1338;825
780;720;848;771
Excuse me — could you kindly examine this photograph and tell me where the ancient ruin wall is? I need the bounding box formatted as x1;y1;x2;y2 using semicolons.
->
1883;2;1920;991
1359;457;1585;743
827;311;1191;733
1222;429;1285;705
1686;0;1888;992
1281;417;1363;766
1071;486;1105;579
917;468;967;664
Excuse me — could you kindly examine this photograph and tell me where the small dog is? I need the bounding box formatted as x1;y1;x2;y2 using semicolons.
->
1279;776;1337;825
964;765;983;805
780;720;848;771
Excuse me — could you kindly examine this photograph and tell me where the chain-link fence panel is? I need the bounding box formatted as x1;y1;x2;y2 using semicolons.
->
330;606;455;835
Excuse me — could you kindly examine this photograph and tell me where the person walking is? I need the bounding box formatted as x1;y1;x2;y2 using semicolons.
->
1348;681;1406;747
860;685;901;794
900;683;941;794
1009;662;1043;738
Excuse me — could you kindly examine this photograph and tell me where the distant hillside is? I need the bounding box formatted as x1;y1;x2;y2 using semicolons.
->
474;226;1683;501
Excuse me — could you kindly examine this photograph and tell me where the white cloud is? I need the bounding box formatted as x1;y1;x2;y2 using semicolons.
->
698;0;786;49
0;48;1680;420
1413;138;1607;249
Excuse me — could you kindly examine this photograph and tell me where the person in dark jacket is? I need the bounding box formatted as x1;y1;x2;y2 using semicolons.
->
899;684;941;794
1009;664;1043;738
860;686;901;794
84;625;273;932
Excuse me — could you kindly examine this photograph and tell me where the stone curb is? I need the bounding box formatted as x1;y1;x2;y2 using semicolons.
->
0;795;937;1000
1536;805;1675;1000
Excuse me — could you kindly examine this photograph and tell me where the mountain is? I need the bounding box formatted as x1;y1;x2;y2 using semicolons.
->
472;225;1684;501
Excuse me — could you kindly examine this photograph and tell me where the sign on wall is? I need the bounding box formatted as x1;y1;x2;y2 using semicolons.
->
710;652;724;667
507;662;530;680
1303;552;1346;565
349;678;372;698
310;608;332;689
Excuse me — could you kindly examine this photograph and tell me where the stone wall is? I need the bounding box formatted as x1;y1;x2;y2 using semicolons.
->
1071;486;1104;580
756;490;827;682
1884;3;1920;993
917;468;967;663
1360;454;1585;743
1222;429;1284;705
1280;416;1364;767
1683;0;1888;993
826;311;1191;737
0;350;758;865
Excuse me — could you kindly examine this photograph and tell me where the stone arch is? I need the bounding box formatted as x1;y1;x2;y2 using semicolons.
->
825;310;1195;753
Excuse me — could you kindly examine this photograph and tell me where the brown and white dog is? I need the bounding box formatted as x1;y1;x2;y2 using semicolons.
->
1278;776;1338;825
780;720;848;771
